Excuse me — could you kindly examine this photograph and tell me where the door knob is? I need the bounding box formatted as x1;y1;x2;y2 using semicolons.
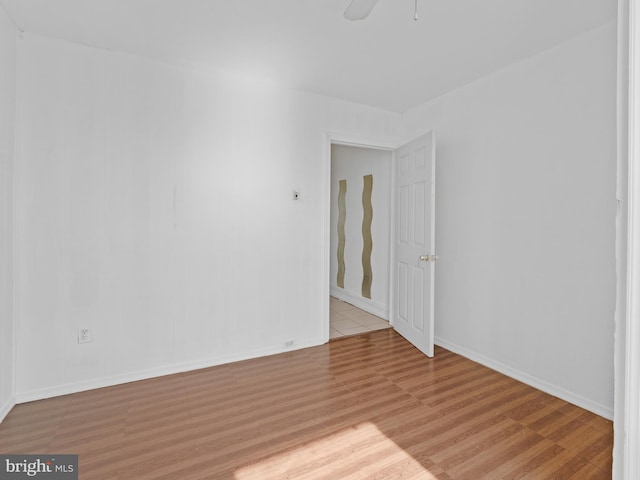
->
420;255;430;261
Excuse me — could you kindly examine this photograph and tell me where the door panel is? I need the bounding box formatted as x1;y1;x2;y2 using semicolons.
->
399;185;410;243
414;180;426;246
393;132;436;357
398;262;409;321
411;266;423;332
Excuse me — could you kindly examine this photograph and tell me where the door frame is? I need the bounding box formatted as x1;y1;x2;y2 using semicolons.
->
323;133;400;343
618;0;640;477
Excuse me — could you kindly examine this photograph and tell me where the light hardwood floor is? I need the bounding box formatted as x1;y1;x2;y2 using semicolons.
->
0;330;612;479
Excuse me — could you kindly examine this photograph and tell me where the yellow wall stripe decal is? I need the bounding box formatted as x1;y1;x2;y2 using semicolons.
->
337;179;347;289
361;174;373;299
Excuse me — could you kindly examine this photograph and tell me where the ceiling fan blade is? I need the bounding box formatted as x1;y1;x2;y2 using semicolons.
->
343;0;379;21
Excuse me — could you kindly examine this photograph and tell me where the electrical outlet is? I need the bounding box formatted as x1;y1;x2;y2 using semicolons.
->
284;340;295;349
78;328;93;344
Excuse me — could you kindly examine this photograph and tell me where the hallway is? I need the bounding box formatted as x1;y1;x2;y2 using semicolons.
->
329;296;391;339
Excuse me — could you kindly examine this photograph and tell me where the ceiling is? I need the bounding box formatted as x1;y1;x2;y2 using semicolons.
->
0;0;616;113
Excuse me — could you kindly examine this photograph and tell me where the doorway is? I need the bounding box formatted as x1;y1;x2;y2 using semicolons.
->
328;143;393;338
324;132;436;357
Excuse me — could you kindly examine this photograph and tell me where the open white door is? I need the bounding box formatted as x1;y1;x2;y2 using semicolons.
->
393;132;436;357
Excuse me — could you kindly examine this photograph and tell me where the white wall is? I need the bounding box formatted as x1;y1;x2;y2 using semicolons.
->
0;5;17;421
330;145;391;317
401;23;617;417
14;33;401;401
10;19;618;422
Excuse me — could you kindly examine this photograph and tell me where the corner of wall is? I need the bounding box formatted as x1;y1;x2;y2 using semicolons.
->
0;396;15;423
0;0;18;425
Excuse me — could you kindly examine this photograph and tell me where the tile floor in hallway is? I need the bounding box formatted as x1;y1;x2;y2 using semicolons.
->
330;296;391;339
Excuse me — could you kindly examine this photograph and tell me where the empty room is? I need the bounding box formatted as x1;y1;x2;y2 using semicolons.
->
1;0;638;479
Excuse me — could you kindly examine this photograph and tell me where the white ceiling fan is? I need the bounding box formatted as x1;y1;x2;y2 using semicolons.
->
343;0;379;21
344;0;419;21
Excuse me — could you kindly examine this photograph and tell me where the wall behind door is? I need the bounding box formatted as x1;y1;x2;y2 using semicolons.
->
330;145;391;318
400;23;616;417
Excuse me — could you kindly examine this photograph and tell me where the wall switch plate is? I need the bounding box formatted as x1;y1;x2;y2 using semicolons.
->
78;328;93;344
293;191;300;200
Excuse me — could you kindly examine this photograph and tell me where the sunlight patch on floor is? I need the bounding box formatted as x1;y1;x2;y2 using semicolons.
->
234;421;438;479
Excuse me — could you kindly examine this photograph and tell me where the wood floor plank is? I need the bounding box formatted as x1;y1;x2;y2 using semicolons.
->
0;329;612;479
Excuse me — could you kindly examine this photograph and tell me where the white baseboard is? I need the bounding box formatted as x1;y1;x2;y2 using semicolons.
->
0;396;15;424
330;286;389;320
435;336;614;421
15;338;324;404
